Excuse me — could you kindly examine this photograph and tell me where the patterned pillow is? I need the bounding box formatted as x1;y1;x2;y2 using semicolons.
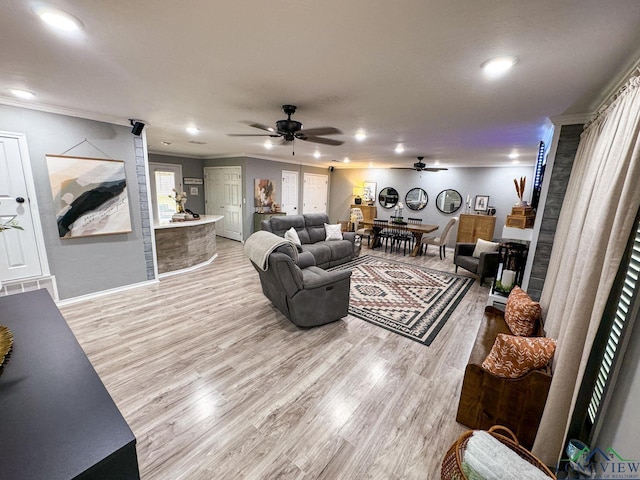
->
482;333;556;379
324;223;343;241
472;238;499;258
504;286;541;336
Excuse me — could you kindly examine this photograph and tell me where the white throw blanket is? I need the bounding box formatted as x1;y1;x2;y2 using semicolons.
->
244;230;298;271
463;431;551;479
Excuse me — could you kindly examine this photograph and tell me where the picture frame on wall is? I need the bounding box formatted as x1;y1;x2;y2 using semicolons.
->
474;195;489;212
363;181;377;204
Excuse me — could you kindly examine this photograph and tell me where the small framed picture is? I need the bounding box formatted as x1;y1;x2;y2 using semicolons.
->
474;195;489;212
363;181;377;203
190;186;199;196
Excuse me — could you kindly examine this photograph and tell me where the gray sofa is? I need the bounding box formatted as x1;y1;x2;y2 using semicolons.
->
250;242;352;327
261;213;358;268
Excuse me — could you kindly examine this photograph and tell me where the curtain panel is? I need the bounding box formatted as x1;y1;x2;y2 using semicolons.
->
532;74;640;465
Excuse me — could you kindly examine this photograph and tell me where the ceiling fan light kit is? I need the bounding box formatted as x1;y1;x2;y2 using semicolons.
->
391;156;449;172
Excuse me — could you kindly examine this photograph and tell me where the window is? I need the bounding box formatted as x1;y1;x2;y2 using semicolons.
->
149;163;182;224
587;219;640;427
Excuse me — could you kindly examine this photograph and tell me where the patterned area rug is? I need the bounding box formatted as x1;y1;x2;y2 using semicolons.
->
330;255;474;345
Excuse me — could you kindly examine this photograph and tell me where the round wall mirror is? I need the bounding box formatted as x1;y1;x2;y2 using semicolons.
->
378;187;399;209
405;188;428;211
435;189;463;214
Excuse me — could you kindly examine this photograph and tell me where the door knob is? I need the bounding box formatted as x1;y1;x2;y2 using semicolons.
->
16;197;25;203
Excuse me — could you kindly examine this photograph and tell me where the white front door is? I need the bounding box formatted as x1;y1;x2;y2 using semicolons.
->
281;170;299;215
204;166;243;241
0;134;45;281
302;173;328;214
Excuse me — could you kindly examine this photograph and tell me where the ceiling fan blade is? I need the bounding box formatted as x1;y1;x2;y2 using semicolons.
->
227;133;281;137
423;168;448;171
299;126;342;136
390;167;416;170
297;135;344;146
247;122;277;132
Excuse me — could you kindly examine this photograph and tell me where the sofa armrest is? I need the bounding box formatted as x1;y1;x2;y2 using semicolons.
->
342;231;356;243
296;251;316;269
478;251;500;277
302;267;352;289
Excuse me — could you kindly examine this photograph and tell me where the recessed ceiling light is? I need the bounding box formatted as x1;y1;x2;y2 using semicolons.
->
355;130;367;142
10;89;36;100
313;150;321;159
189;141;206;145
369;162;373;168
394;144;405;154
36;7;83;31
512;159;520;165
264;140;273;150
434;160;441;165
509;152;519;159
482;55;518;78
186;126;199;135
343;157;350;163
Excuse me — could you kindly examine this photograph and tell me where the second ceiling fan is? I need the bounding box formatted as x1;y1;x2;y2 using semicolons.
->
227;104;344;146
392;157;448;172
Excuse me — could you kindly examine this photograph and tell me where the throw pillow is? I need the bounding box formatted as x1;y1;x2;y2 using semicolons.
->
482;333;556;379
324;223;343;241
504;285;541;336
472;238;499;258
284;226;301;245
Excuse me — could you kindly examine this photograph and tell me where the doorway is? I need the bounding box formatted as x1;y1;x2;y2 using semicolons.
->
0;133;52;295
204;166;243;241
302;173;328;214
281;170;299;215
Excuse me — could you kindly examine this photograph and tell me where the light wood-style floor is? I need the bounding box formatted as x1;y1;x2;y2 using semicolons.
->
60;238;491;479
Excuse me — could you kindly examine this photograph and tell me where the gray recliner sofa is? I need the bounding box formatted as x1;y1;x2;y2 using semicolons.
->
261;213;358;268
249;241;352;327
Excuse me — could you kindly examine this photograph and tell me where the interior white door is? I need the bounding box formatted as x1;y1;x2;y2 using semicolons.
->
302;173;328;214
281;170;299;216
204;166;243;241
0;135;43;281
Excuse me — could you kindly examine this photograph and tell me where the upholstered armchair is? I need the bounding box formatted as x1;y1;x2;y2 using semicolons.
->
251;245;352;327
350;207;372;246
454;242;500;286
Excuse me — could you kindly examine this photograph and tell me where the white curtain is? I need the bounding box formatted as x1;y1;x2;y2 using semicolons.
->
532;74;640;465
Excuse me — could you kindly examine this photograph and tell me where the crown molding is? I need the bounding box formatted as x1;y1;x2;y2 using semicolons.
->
550;113;593;126
0;97;130;126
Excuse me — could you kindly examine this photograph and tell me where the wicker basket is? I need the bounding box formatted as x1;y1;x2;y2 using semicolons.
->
441;426;556;480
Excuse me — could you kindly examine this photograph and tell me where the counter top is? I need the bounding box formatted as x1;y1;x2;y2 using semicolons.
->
153;215;223;230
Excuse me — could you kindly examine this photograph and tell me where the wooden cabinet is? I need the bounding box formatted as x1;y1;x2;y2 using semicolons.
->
351;204;377;223
456;214;496;243
254;212;286;232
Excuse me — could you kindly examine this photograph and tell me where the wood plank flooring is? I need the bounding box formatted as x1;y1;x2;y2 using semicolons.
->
60;238;491;479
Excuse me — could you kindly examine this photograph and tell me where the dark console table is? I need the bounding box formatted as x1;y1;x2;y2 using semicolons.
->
0;290;139;480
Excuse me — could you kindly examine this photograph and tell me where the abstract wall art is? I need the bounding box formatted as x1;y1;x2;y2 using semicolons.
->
255;178;275;208
46;154;132;238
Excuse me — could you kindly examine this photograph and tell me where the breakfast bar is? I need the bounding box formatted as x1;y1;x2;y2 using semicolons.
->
153;215;223;276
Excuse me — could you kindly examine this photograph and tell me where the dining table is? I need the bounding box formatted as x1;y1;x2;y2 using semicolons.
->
362;220;438;257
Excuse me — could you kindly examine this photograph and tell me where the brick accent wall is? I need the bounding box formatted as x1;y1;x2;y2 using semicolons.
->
134;136;156;280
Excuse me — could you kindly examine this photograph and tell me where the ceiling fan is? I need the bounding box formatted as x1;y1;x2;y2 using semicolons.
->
392;157;448;172
227;104;344;146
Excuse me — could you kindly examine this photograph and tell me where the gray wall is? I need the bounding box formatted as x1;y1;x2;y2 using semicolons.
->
0;105;149;300
203;157;330;240
148;153;206;215
328;165;535;247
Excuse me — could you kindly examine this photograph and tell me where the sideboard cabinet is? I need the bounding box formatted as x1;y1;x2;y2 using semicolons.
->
456;214;496;243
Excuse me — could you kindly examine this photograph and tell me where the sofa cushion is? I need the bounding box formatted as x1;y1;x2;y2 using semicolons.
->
284;227;301;245
482;333;556;379
504;286;541;336
324;223;343;241
301;243;331;267
472;238;499;258
327;240;355;265
456;255;480;274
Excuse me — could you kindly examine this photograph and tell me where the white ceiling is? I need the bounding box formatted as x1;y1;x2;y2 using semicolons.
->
3;1;640;168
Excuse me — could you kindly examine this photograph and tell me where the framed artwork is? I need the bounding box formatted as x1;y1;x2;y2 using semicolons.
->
474;195;489;212
184;177;203;185
190;187;199;196
46;154;132;238
363;181;377;203
255;178;275;207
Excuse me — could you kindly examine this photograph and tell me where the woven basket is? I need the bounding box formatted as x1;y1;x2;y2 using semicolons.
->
441;426;556;480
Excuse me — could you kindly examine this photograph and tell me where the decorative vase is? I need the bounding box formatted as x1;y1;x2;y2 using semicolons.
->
176;203;185;213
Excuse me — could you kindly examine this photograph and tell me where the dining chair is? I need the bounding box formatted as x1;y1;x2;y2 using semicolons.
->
407;217;422;224
420;216;458;259
392;221;412;255
350;207;372;246
373;218;391;250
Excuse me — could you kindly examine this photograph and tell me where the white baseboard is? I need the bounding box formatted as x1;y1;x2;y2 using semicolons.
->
56;278;160;306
